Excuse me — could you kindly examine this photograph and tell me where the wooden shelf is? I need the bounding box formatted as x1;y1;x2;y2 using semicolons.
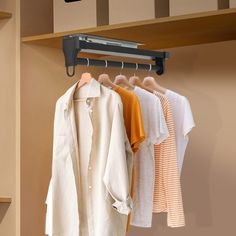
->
0;11;12;20
0;197;12;203
22;8;236;50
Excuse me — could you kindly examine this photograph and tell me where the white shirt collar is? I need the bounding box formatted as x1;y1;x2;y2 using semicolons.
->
62;78;101;112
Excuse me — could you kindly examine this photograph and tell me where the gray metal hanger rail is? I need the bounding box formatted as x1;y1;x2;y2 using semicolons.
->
63;34;170;77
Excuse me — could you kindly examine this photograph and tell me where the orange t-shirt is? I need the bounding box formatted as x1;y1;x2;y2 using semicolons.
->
114;86;145;230
115;86;145;153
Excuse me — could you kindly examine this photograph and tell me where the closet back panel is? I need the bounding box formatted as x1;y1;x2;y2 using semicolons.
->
230;0;236;7
20;0;53;36
21;40;236;236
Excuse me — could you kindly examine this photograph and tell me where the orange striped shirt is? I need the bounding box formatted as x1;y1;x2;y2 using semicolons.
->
153;91;185;227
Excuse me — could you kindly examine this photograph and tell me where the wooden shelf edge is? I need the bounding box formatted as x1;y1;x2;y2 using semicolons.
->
21;8;236;50
0;197;12;203
22;8;236;43
0;11;12;20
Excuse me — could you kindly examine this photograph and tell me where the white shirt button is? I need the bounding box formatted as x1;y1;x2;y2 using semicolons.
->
89;185;92;189
86;98;91;105
88;166;92;170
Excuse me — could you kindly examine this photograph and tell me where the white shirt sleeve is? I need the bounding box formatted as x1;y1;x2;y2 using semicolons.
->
149;95;169;145
103;100;133;215
182;97;195;137
45;180;52;235
45;101;61;236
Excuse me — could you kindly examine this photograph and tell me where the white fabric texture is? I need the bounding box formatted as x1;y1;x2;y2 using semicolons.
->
45;79;133;236
130;86;169;227
165;89;195;174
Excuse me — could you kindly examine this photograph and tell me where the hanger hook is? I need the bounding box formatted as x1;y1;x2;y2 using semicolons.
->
120;61;124;75
149;64;152;72
134;63;138;76
86;58;90;67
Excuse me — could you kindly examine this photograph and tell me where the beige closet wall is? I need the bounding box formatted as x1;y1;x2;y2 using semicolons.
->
0;0;20;236
21;40;236;236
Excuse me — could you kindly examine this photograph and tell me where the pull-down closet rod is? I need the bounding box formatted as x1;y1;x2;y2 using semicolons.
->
63;34;170;77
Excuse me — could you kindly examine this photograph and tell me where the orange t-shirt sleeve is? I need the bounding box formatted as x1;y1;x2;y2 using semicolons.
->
114;86;145;153
130;97;145;152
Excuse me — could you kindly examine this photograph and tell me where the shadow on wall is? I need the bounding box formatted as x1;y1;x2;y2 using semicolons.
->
181;87;221;228
0;203;11;224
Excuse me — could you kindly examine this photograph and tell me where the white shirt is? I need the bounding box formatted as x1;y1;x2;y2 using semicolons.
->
45;79;133;236
165;89;195;174
130;86;169;227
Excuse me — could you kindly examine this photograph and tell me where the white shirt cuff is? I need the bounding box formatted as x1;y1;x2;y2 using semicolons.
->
112;196;133;215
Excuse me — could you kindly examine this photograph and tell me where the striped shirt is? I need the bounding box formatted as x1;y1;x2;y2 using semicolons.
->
130;87;169;228
153;91;185;227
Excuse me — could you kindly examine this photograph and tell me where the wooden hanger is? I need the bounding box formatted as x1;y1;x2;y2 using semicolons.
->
114;74;135;90
98;74;117;90
143;76;167;94
73;72;93;102
76;58;93;89
129;75;154;93
78;72;93;89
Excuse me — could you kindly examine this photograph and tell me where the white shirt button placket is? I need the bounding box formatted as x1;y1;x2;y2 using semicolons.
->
86;97;94;235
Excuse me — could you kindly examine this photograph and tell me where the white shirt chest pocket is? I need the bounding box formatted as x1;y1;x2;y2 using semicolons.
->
53;135;70;162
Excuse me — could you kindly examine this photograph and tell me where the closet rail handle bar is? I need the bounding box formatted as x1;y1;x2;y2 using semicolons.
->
75;58;161;72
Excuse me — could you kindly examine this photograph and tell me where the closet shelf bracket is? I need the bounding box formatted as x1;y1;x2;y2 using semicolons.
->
63;34;170;77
